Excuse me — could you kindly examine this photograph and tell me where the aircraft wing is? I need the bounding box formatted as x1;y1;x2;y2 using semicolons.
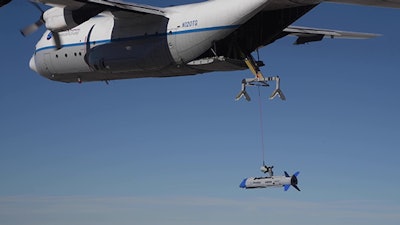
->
324;0;400;8
283;26;380;45
264;0;400;10
35;0;165;17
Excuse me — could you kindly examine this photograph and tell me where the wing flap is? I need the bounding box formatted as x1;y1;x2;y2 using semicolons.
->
283;26;380;44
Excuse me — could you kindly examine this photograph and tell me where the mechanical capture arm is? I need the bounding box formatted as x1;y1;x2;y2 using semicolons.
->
235;54;286;101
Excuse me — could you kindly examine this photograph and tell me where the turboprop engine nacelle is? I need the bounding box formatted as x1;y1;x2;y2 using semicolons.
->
239;171;300;191
43;7;101;32
43;7;79;32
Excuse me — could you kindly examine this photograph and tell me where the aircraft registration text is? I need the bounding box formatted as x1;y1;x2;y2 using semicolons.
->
182;20;198;28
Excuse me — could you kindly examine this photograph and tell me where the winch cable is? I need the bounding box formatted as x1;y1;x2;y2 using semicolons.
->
257;86;267;166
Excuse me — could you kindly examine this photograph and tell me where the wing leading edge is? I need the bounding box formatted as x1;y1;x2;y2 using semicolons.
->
36;0;165;16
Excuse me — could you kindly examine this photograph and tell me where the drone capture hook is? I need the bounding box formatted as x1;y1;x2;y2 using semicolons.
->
235;54;286;101
235;76;286;101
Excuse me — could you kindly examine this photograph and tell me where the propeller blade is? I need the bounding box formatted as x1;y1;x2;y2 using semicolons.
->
20;18;44;36
284;185;290;191
292;184;301;192
20;1;45;37
29;0;44;13
52;32;62;50
291;171;300;191
284;171;290;177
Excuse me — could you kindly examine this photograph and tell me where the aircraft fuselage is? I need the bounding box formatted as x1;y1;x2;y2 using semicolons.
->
30;0;269;82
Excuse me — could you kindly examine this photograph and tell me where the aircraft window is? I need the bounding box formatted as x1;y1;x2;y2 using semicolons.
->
55;55;58;58
65;54;68;57
79;52;82;56
74;53;77;56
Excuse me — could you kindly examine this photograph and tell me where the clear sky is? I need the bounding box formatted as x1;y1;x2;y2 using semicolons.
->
1;1;400;225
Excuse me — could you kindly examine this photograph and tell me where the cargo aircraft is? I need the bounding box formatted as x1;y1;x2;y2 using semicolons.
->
17;0;400;86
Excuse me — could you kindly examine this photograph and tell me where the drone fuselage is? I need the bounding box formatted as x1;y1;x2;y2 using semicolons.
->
240;176;292;189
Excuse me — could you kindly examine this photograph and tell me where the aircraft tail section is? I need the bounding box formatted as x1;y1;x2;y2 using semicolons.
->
284;171;301;192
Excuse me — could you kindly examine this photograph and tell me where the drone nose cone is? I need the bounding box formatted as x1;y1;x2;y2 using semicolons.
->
239;178;247;188
29;55;38;73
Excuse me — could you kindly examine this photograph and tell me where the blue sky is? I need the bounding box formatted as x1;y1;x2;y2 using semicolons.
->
1;0;400;225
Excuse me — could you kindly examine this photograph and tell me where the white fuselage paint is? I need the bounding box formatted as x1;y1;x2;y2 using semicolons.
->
30;0;270;82
240;176;291;189
165;0;269;62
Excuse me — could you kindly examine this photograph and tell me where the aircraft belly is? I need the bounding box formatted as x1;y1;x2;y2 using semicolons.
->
47;66;199;83
46;56;248;83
